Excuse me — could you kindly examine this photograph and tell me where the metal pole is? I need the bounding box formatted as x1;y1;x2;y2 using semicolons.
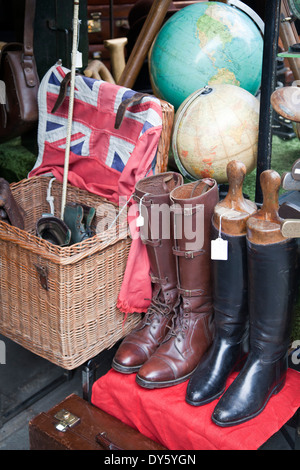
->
255;0;281;204
61;0;80;219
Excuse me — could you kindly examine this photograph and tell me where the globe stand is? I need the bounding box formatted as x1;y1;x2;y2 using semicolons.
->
172;86;213;183
172;82;260;186
226;0;264;35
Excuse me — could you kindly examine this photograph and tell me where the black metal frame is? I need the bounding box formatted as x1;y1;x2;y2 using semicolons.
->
255;0;282;203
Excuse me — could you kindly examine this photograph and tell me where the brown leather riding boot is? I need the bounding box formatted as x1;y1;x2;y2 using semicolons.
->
0;178;24;229
112;171;183;374
136;178;219;388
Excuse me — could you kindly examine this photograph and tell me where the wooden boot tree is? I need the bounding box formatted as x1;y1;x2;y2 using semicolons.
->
247;169;287;244
213;160;257;236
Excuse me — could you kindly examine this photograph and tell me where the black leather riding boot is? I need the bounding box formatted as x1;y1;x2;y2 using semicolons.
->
212;238;297;427
186;224;249;406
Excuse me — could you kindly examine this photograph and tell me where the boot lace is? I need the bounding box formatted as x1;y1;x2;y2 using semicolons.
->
143;290;173;326
163;299;186;341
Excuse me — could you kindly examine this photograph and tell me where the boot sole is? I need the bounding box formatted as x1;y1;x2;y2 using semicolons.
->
136;369;196;389
211;378;285;427
111;359;142;374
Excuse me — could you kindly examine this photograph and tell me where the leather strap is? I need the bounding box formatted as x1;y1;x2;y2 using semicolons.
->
190;178;214;198
177;286;205;297
51;72;72;113
150;274;168;285
141;236;162;248
171;204;204;216
95;432;123;451
22;0;37;87
115;92;149;129
23;0;36;57
172;247;204;259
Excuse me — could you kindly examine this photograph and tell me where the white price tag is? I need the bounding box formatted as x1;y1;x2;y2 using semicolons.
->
75;51;83;68
136;215;144;227
211;238;228;260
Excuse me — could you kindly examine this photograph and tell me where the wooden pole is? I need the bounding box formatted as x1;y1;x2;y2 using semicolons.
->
117;0;172;88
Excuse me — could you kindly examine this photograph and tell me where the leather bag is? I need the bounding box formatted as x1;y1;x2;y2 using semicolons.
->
0;0;39;143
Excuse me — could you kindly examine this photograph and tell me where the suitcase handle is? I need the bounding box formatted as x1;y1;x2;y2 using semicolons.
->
96;432;123;450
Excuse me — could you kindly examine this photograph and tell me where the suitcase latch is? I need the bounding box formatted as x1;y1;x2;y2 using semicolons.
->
54;409;81;432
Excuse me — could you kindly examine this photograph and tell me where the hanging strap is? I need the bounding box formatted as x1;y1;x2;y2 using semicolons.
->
51;72;72;113
114;92;149;129
22;0;38;87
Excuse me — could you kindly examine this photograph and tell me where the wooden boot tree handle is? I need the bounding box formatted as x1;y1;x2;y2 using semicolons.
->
247;170;286;244
117;0;172;88
213;160;257;236
104;37;128;83
84;60;115;83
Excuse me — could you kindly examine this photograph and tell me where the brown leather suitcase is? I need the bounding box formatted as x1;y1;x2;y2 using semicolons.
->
28;393;166;450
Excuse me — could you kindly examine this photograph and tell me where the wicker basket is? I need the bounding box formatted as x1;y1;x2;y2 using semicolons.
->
0;176;142;370
156;100;174;174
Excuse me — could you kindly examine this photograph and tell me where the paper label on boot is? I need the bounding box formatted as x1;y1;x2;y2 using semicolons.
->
136;215;144;227
211;238;228;260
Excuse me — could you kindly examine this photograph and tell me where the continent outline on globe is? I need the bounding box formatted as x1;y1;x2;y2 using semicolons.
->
149;1;263;110
172;84;260;184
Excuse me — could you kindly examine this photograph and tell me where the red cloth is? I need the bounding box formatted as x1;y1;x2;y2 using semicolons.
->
29;64;162;314
92;368;300;450
117;202;152;314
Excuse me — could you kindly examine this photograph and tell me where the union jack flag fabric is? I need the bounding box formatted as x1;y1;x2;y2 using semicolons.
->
29;63;163;204
29;63;163;314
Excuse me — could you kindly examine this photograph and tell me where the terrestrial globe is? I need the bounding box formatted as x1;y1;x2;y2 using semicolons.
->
172;84;260;183
149;1;263;110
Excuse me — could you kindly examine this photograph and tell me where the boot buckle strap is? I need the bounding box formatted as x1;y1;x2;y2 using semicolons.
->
177;286;205;297
150;274;168;285
173;247;204;259
141;237;162;248
172;205;203;216
135;198;152;208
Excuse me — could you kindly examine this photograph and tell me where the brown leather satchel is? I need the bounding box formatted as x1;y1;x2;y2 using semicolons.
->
29;393;166;450
0;0;39;143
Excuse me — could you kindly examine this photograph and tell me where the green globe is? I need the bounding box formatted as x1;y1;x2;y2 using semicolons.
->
149;2;263;110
